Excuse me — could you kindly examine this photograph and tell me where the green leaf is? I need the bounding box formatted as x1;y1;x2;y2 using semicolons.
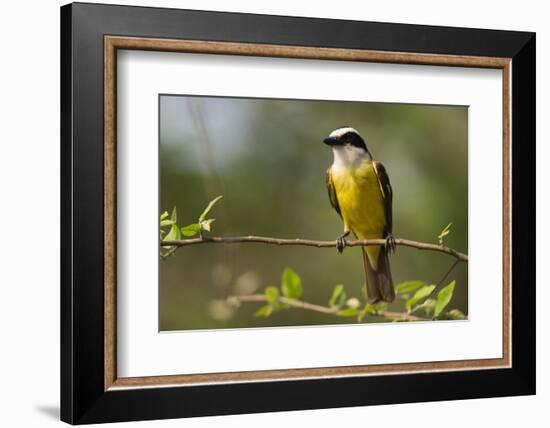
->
362;304;376;315
199;195;223;222
417;298;436;316
265;286;279;304
447;308;466;320
200;218;215;232
329;284;346;307
160;219;175;227
358;303;376;322
434;280;456;317
396;280;425;295
170;206;177;223
163;223;181;242
438;222;453;245
406;285;436;311
254;305;273;317
409;299;435;318
160;211;169;221
181;223;201;237
337;308;359;317
281;267;302;299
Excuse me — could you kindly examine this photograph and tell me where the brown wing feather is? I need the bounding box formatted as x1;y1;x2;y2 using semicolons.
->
326;167;341;218
373;161;393;236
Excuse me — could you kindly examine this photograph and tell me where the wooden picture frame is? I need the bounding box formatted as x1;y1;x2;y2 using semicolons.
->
61;2;535;424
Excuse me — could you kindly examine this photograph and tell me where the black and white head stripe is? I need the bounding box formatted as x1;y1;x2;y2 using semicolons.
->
328;127;361;139
324;127;368;152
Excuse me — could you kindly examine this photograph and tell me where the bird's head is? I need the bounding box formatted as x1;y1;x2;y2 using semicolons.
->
323;127;371;163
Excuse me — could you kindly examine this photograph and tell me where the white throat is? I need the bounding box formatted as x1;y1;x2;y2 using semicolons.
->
331;145;370;170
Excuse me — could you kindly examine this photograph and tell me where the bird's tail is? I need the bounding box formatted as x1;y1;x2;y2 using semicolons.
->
362;246;395;304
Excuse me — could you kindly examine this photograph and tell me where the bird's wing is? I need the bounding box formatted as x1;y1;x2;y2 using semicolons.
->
326;167;341;218
373;161;393;234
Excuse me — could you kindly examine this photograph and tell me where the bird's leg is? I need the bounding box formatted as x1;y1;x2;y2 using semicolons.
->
385;232;396;254
336;230;351;254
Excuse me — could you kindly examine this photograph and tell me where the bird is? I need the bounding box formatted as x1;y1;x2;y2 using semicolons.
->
324;126;395;303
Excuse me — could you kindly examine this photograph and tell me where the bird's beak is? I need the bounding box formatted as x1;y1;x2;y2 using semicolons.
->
323;136;339;146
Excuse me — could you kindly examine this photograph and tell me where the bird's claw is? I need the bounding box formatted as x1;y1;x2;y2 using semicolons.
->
337;237;347;253
385;233;396;254
336;231;350;254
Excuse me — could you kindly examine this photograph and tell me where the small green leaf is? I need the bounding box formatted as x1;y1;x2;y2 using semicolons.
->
160;211;170;221
358;303;376;322
417;298;436;316
170;206;177;223
329;284;346;307
181;223;201;237
362;304;376;315
199;195;223;222
200;218;215;232
434;280;456;317
396;280;426;295
438;222;453;245
254;305;273;317
406;285;436;311
447;308;466;320
337;308;359;317
424;298;436;309
265;286;279;304
160;219;175;227
163;223;181;242
281;267;302;299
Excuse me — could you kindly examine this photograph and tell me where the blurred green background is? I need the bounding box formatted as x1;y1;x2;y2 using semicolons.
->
159;95;468;331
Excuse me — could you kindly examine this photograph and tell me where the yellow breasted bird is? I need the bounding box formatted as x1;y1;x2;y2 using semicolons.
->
324;127;395;303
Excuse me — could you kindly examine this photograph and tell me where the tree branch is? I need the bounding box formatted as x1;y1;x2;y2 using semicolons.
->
226;294;427;322
161;235;468;262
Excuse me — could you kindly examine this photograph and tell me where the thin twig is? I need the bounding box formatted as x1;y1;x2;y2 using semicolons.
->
431;259;460;296
227;294;338;315
161;235;468;262
407;260;461;315
227;294;427;322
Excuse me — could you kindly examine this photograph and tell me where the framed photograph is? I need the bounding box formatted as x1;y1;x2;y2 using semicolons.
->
60;2;535;424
